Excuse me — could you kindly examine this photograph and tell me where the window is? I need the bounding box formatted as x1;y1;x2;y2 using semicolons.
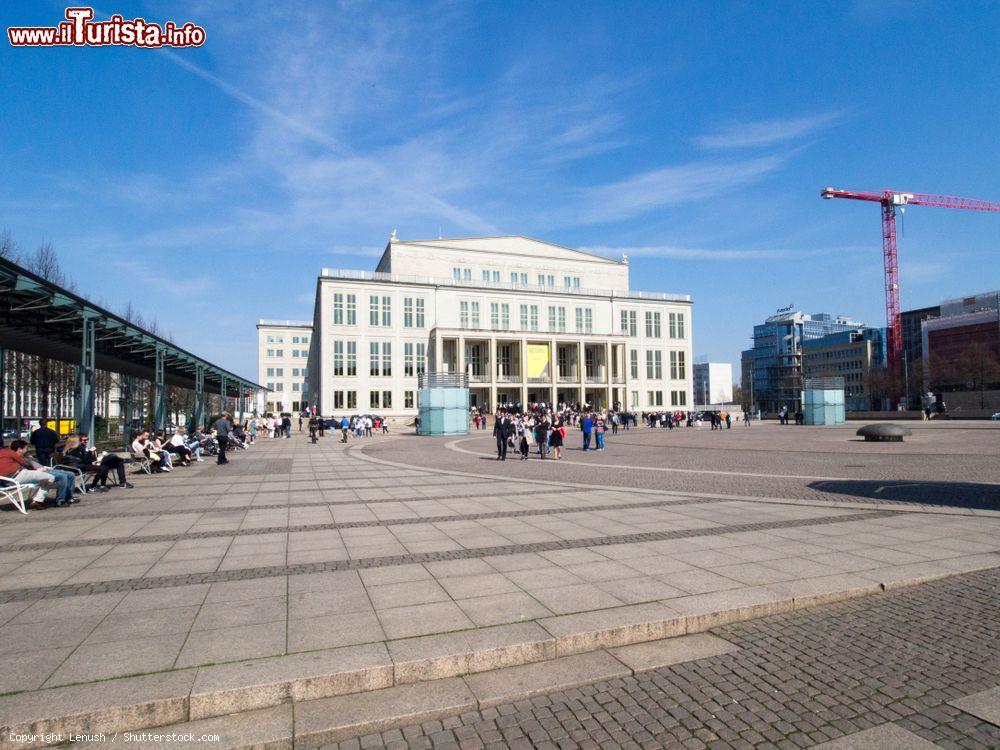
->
671;390;687;406
575;308;583;333
470;301;480;328
346;294;356;325
416;343;426;376
292;336;300;344
265;349;274;357
369;295;379;326
464;268;471;281
520;304;528;329
370;391;380;408
648;391;663;407
273;382;284;392
333;292;344;326
492;270;500;283
404;297;413;327
382;342;392;376
645;311;661;338
333;391;344;409
645;350;662;379
404;390;414;409
482;270;490;282
275;368;283;376
491;302;499;330
333;341;344;376
670;351;686;380
381;296;391;326
501;303;510;329
292;368;300;376
631;390;639;407
630;350;638;379
548;306;557;332
275;349;283;357
266;367;274;377
669;312;685;339
558;346;569;377
415;298;424;327
537;274;545;286
347;391;357;409
302;336;309;344
404;342;415;376
585;348;596;378
346;341;356;376
370;342;379;376
530;305;538;331
620;310;637;336
382;390;392;408
563;276;572;288
557;307;566;332
578;308;592;334
292;383;300;392
460;301;469;328
453;267;461;282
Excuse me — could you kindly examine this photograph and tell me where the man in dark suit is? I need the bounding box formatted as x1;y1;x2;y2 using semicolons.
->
493;413;510;461
29;423;60;467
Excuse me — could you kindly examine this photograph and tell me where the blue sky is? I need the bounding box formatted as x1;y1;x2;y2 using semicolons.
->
2;1;999;381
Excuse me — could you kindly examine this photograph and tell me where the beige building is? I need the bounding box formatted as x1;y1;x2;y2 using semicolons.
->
304;235;693;417
256;320;313;414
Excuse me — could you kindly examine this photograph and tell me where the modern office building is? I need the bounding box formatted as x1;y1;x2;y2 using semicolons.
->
256;320;313;414
304;235;693;417
741;310;866;413
692;362;733;406
921;290;1000;408
802;328;886;411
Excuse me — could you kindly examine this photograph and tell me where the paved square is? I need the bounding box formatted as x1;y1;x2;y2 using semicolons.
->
0;421;997;747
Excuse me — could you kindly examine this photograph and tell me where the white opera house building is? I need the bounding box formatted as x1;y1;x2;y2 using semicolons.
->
303;235;693;417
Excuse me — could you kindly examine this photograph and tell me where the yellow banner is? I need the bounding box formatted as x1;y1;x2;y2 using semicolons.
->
526;343;550;379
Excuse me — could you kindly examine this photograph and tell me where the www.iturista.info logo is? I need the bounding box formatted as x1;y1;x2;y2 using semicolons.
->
7;7;206;47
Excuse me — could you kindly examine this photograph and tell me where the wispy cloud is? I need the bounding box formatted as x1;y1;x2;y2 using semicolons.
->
570;153;791;224
695;111;846;149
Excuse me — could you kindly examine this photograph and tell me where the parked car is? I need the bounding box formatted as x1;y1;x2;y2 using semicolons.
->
991;412;1000;420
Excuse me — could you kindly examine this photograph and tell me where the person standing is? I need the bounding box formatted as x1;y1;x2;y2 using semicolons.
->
341;416;349;442
282;414;292;438
581;413;593;451
29;422;59;467
493;413;510;461
535;417;550;460
214;413;231;465
550;416;564;459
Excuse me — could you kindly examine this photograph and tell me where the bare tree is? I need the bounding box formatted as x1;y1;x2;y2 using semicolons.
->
0;228;21;261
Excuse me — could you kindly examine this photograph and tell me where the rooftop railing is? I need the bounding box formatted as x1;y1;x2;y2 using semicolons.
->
257;319;313;327
319;269;691;303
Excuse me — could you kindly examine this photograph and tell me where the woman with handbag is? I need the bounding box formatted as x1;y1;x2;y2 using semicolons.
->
550;415;564;460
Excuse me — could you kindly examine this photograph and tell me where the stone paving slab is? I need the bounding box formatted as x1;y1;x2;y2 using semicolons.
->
949;687;1000;727
810;723;945;748
608;632;737;672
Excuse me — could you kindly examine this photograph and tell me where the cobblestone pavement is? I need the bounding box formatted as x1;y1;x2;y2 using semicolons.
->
364;423;1000;511
323;567;1000;750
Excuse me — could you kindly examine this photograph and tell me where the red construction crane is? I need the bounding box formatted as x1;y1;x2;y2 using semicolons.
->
820;187;1000;382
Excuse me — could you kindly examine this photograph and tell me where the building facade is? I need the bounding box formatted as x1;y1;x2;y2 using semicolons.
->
802;328;886;411
256;320;313;414
692;362;733;406
741;310;866;413
305;236;693;417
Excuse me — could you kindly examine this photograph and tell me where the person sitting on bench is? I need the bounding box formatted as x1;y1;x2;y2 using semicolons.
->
0;440;77;508
65;433;131;491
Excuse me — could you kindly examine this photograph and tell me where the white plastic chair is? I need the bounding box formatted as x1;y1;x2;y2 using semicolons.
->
53;464;86;494
0;476;38;514
128;448;151;474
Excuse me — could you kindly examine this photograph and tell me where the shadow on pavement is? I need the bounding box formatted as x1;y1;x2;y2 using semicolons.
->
808;479;1000;511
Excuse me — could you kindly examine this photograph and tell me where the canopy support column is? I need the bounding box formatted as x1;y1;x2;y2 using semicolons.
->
154;345;166;430
220;374;228;415
193;364;205;430
122;375;135;446
75;316;97;440
0;346;5;448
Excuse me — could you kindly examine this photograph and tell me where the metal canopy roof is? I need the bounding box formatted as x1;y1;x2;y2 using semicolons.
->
0;257;261;396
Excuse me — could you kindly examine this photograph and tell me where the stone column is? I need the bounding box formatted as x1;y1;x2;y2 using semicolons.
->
519;337;528;407
458;335;466;378
489;336;497;413
578;339;586;407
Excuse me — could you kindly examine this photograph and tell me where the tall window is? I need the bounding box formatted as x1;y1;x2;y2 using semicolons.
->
381;342;392;376
460;301;469;328
404;342;415;376
415;298;425;327
369;295;379;326
370;391;380;408
520;304;528;329
453;267;461;282
382;390;392;408
404;391;414;409
347;391;356;409
669;312;685;339
346;294;356;325
575;308;583;333
501;303;510;329
548;306;557;332
403;297;413;327
670;351;686;379
537;274;545;286
491;302;499;330
630;349;638;379
470;301;480;328
333;391;344;409
370;342;379;376
482;270;490;282
416;343;426;376
333;341;344;376
557;306;566;332
346;341;356;376
530;305;539;331
646;350;662;379
492;270;500;283
645;311;661;338
381;296;391;326
333;293;344;324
